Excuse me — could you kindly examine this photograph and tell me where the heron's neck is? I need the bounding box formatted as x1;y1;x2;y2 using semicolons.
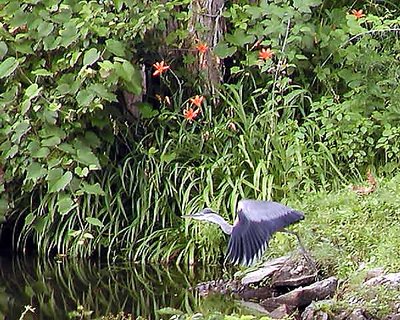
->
209;214;233;235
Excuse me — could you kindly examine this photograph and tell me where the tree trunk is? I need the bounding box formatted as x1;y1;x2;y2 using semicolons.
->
188;0;226;95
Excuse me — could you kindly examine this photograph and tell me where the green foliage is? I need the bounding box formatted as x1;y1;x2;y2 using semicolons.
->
0;0;190;255
277;174;400;278
2;0;400;269
338;284;400;319
308;273;400;319
215;0;400;173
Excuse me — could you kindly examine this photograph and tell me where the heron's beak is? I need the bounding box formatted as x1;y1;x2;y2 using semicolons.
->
181;213;203;220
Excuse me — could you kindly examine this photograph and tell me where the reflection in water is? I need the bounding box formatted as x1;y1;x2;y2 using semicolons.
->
0;256;237;319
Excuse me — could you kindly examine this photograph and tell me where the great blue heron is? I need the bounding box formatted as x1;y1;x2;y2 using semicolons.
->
182;199;305;266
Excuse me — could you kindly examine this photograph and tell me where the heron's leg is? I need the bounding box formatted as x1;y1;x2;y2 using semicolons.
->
282;229;317;274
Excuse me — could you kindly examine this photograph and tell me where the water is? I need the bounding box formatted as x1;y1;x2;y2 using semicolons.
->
0;256;238;319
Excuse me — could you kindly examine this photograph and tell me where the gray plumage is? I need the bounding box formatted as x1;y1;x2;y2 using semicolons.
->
182;199;304;266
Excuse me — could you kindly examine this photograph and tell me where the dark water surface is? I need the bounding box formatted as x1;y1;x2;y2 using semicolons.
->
0;256;239;319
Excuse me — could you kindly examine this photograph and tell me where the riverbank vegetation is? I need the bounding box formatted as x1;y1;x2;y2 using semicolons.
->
2;0;400;319
160;173;400;319
1;0;400;273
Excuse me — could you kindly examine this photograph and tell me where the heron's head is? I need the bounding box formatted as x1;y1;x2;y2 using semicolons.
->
182;208;218;222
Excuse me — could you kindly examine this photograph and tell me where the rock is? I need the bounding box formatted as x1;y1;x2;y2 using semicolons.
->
273;273;317;288
239;285;275;300
364;267;385;281
241;256;290;285
384;314;400;320
262;299;285;312
347;308;368;320
269;304;297;319
241;253;318;288
237;300;270;314
271;254;318;288
302;308;329;320
333;310;351;320
262;276;338;308
301;300;333;320
238;300;297;319
195;279;241;296
364;273;400;288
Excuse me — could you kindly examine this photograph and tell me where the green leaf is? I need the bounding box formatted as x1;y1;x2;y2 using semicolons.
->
15;42;33;54
0;85;18;104
32;68;53;76
58;142;75;154
347;17;367;35
74;166;89;178
105;39;126;57
12;120;30;143
76;89;94;106
57;194;75;215
33;216;48;233
160;152;176;163
83;232;94;239
295;54;308;60
48;171;73;193
31;147;50;158
21;99;30;114
5;145;18;159
80;182;105;195
293;0;322;13
25;213;35;226
41;136;61;147
213;42;237;58
88;83;116;102
0;198;8;220
137;102;159;119
39;125;66;139
10;10;27;28
84;131;101;148
26;162;47;182
0;41;8;60
225;29;255;47
245;6;264;19
24;83;41;99
83;48;100;66
85;217;104;228
76;148;100;169
47;102;61;111
68;230;81;238
0;57;19;79
115;61;142;95
37;21;54;37
60;22;79;48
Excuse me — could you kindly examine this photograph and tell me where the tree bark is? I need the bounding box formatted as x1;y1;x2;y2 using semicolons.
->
188;0;226;94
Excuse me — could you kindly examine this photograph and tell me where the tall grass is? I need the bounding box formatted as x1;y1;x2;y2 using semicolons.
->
77;79;345;265
10;74;350;265
7;1;400;265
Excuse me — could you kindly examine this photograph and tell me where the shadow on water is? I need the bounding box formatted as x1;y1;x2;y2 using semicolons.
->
0;256;239;319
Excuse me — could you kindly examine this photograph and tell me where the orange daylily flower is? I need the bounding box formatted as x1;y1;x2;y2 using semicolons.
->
152;61;170;76
196;42;209;54
189;95;204;108
259;48;274;60
183;107;200;122
351;9;365;19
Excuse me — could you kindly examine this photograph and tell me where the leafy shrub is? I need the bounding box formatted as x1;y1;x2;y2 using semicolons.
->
0;0;188;254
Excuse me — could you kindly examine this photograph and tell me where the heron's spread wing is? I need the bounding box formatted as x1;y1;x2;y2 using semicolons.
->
226;200;304;266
